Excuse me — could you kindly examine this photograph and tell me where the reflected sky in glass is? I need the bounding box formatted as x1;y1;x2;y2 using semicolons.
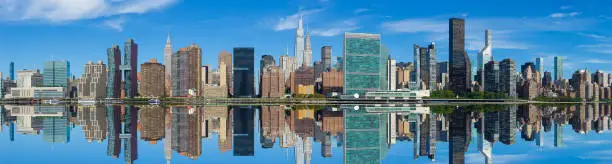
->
0;104;611;164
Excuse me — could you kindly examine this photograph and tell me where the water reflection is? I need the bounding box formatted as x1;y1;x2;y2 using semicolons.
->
0;104;611;163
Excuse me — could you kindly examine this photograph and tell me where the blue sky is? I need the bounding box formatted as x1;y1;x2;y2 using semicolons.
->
1;0;612;78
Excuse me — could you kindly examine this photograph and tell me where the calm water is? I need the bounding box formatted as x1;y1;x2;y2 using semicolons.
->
1;104;611;164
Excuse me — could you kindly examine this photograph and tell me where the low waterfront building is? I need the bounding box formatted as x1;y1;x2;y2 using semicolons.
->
9;87;65;99
296;85;315;95
322;70;343;96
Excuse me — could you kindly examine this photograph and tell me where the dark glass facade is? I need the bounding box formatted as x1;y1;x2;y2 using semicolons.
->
107;45;122;98
449;18;471;95
233;47;255;98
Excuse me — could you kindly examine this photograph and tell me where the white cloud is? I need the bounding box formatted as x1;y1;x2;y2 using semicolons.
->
103;16;126;32
578;44;612;54
560;5;573;10
354;8;369;14
0;0;177;22
549;12;580;18
273;9;323;31
310;19;359;37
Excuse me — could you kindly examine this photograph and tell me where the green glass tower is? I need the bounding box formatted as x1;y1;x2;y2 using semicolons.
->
343;33;383;96
343;105;389;164
43;60;70;87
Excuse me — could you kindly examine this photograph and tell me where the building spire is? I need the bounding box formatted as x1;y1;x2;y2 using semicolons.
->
166;32;171;44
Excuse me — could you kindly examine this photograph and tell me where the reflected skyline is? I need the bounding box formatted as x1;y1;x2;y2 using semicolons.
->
1;104;612;163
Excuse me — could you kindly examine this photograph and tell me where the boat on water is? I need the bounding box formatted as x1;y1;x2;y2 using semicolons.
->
148;99;161;105
78;98;96;105
43;99;61;105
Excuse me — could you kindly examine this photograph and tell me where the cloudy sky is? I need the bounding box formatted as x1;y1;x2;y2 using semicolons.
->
0;0;611;78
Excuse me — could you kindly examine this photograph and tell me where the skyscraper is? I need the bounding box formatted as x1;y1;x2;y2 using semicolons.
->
78;61;107;99
233;106;255;156
43;60;70;87
478;30;493;88
387;57;396;91
171;44;202;97
279;54;295;82
9;62;14;80
233;47;255;98
107;45;122;98
484;61;500;93
260;66;285;98
449;18;471;95
260;55;276;72
414;43;437;90
164;33;173;96
343;32;383;96
295;15;305;67
500;59;517;98
554;56;563;80
219;50;233;95
140;59;165;97
535;57;544;76
123;39;138;98
303;33;313;67
321;46;332;71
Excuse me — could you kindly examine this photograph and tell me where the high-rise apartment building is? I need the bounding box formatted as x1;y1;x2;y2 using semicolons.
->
449;18;471;95
280;54;296;82
478;30;493;88
483;61;499;92
499;59;517;98
290;67;315;94
233;47;255;98
322;70;343;95
554;56;563;80
218;50;233;95
123;39;139;98
164;33;173;96
343;32;383;96
140;59;165;97
321;46;332;71
171;44;202;97
295;16;305;67
314;61;324;81
43;60;70;87
261;66;285;98
78;61;107;99
107;45;122;98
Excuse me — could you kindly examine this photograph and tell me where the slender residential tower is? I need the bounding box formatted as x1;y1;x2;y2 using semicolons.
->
478;30;493;89
295;15;305;67
107;45;122;98
123;39;138;98
164;33;173;96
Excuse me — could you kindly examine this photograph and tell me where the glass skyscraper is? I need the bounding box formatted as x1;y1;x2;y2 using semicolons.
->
449;18;472;95
43;60;70;87
123;39;138;98
343;33;383;96
9;62;14;80
107;45;122;98
554;56;563;80
233;47;255;98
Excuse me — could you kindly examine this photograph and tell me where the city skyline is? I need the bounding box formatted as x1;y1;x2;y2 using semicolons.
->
1;0;611;79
